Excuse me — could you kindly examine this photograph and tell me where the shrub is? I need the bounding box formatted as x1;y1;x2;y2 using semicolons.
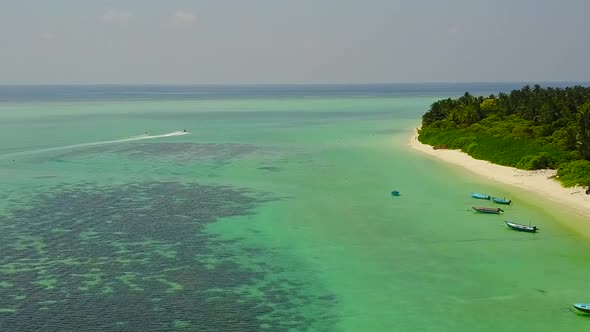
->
557;160;590;187
468;123;486;134
463;142;479;154
429;120;457;130
516;152;557;170
535;137;551;145
568;150;583;161
510;125;534;139
448;136;475;149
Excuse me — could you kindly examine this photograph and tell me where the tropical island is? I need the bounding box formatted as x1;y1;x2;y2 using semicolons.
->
417;84;590;190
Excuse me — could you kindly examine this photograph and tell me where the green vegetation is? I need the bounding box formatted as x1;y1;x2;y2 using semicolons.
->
418;85;590;188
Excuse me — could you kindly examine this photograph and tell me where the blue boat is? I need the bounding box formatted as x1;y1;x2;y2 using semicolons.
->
471;193;491;200
573;303;590;313
391;190;400;197
492;197;512;205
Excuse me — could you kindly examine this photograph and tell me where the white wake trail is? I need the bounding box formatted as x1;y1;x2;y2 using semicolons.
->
0;131;189;159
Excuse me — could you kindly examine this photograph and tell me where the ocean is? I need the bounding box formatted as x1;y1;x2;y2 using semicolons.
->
1;84;589;331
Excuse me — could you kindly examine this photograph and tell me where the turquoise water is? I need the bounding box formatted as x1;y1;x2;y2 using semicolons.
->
1;86;590;331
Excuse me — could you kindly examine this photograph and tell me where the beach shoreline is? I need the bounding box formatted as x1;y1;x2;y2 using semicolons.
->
407;128;590;221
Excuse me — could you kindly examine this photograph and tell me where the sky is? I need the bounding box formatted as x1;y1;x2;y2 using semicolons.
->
0;0;589;85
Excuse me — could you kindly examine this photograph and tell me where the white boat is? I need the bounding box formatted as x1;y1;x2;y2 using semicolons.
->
573;303;590;313
505;221;538;233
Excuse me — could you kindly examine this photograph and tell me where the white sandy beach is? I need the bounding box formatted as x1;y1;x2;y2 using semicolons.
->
408;128;590;220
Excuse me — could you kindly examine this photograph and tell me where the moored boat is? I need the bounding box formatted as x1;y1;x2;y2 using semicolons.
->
505;221;538;233
492;197;512;205
471;193;491;200
391;190;400;196
573;303;590;313
472;206;503;214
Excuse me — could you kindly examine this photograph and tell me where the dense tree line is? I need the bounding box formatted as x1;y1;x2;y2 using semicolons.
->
418;85;590;188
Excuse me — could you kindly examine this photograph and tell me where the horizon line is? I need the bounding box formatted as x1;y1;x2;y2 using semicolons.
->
1;81;589;87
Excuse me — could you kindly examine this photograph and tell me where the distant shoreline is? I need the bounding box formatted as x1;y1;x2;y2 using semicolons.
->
1;83;587;104
407;128;590;221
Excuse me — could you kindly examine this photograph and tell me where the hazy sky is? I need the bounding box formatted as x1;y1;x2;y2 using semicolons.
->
1;0;589;84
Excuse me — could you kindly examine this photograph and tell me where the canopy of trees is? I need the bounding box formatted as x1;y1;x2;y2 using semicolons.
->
418;85;590;188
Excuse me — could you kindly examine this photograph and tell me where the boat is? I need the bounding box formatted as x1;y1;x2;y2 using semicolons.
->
573;303;590;313
471;193;491;200
492;197;512;205
472;206;503;214
505;221;538;233
391;190;400;197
